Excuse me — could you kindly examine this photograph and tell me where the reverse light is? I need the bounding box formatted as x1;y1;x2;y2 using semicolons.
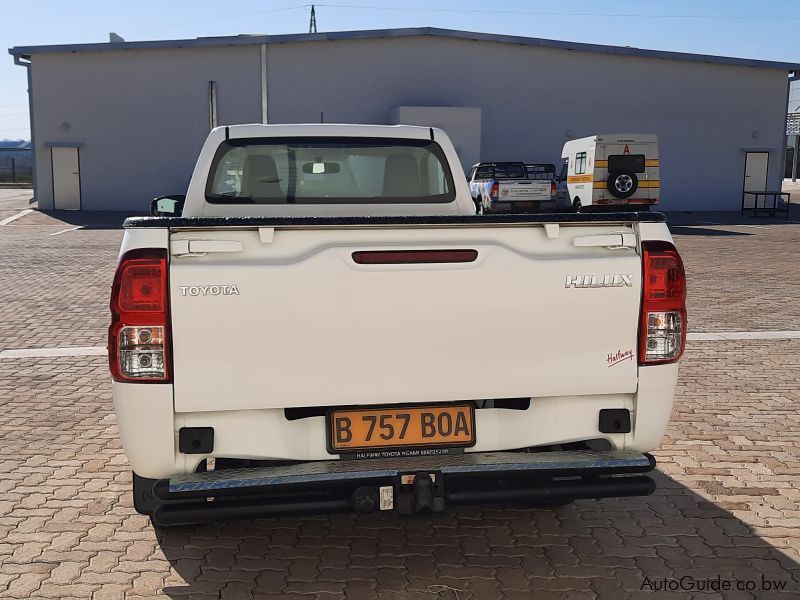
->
639;241;686;365
109;249;171;382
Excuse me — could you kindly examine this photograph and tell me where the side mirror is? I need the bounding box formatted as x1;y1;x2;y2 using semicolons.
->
151;195;185;217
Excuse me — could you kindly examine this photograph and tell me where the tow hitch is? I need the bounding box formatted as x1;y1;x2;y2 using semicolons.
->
351;472;446;515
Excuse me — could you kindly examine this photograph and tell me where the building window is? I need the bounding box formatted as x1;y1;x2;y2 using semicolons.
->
575;152;587;175
787;113;800;136
786;135;798;179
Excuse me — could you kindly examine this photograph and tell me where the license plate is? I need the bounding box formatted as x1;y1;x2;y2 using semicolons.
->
328;404;475;453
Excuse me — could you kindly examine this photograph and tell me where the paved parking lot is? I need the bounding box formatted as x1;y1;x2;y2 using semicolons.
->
1;195;799;599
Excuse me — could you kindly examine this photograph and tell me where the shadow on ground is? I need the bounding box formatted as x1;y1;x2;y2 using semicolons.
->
668;226;751;237
156;471;800;599
37;209;144;228
663;206;800;227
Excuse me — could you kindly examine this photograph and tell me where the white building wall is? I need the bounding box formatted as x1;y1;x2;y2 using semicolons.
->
267;36;789;211
30;45;262;210
26;35;790;212
389;106;482;172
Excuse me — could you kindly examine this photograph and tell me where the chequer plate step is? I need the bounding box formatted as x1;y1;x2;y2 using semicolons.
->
166;450;654;494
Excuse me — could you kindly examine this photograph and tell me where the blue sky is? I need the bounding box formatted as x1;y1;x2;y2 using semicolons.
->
2;0;800;139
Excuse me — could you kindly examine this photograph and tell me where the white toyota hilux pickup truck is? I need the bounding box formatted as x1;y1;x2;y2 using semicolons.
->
110;124;686;526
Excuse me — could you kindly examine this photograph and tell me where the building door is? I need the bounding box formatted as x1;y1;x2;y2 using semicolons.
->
52;147;81;209
743;152;768;193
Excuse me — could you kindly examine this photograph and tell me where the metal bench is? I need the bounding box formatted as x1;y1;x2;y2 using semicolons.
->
741;190;791;218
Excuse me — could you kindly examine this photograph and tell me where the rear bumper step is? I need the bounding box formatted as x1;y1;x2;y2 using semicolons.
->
151;450;656;526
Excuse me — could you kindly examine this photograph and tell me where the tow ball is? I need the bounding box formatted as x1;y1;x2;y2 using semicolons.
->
350;472;445;515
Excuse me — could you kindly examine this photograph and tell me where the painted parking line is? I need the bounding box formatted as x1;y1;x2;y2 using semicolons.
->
50;226;84;235
0;208;33;226
677;220;800;227
687;331;800;341
0;346;106;359
2;332;799;362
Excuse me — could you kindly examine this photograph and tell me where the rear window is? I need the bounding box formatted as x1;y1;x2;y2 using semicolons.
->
473;163;526;180
474;166;494;179
205;137;456;204
608;154;646;173
492;163;526;179
525;164;555;180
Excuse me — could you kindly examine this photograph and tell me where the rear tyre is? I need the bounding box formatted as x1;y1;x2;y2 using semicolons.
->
573;199;582;213
132;472;159;516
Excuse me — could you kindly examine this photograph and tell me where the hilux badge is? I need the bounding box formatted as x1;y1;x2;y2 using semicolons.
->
565;274;634;288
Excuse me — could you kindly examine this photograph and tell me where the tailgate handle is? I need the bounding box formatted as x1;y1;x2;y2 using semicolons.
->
171;239;244;256
573;234;636;248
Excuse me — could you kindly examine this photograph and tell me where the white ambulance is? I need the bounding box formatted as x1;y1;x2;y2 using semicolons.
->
561;134;660;211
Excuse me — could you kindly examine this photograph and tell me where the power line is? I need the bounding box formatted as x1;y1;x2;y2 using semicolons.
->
107;2;800;40
315;3;800;21
115;2;800;38
122;4;311;35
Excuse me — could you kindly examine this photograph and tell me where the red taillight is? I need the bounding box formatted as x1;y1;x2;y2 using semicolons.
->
109;248;171;383
550;181;557;197
115;259;167;313
490;182;499;198
639;241;686;365
352;249;478;265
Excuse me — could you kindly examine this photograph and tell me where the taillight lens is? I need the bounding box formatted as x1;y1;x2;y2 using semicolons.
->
639;241;686;365
109;249;171;382
490;182;499;198
550;181;557;197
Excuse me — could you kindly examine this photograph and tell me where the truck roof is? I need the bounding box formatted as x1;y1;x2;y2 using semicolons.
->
561;133;658;157
225;123;437;140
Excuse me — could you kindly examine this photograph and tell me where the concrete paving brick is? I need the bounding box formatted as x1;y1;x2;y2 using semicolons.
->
0;213;799;598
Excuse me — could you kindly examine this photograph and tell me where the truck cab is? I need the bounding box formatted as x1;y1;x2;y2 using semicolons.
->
468;162;556;213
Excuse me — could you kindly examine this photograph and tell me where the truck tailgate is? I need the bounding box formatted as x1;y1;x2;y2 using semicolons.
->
499;181;551;202
167;221;642;412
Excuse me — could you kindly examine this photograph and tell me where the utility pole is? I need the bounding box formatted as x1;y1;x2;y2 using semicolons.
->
308;5;317;33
